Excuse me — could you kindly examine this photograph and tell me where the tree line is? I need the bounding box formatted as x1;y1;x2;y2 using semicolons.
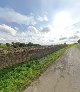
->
0;42;41;48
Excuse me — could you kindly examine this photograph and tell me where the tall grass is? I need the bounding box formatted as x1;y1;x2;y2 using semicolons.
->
0;47;67;92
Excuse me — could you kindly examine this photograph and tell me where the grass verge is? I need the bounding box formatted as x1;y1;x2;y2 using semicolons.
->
76;44;80;49
0;47;67;92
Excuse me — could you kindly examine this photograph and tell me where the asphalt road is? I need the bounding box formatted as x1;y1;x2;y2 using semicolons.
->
23;46;80;92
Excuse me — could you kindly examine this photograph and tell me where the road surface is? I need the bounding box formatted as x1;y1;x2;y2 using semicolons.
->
23;46;80;92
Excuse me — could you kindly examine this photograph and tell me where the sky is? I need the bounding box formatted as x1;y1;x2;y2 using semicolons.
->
0;0;80;45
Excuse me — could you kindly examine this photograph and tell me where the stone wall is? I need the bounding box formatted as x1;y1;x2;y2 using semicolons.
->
0;45;67;69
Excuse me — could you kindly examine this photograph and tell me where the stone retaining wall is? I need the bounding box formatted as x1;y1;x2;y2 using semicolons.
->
0;45;67;69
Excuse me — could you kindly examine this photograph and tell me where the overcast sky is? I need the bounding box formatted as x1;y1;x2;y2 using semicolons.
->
0;0;80;45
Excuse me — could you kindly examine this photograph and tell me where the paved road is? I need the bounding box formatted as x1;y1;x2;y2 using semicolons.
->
23;46;80;92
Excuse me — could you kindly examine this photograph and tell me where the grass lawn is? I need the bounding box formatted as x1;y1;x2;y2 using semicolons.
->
0;47;67;92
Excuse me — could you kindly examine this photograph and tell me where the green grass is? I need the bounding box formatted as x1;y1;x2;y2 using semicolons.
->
67;44;75;47
0;45;8;50
76;44;80;49
0;47;67;92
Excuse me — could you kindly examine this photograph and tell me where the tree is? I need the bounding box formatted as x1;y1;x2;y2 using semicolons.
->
6;43;10;47
19;43;26;47
11;42;26;48
77;39;80;43
27;42;33;47
11;42;19;48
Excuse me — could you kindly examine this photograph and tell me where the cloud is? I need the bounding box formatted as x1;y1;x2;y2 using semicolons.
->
59;37;67;40
16;26;53;45
41;27;51;33
27;26;38;33
24;25;80;44
0;38;6;41
0;23;79;45
76;31;80;34
71;22;80;32
0;38;6;43
49;40;54;42
14;27;19;30
68;35;79;40
0;24;17;36
37;15;48;22
66;21;80;36
1;1;80;45
0;7;36;25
